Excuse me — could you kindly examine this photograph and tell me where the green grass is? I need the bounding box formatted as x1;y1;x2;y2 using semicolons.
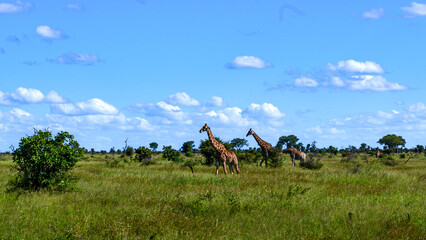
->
0;153;425;239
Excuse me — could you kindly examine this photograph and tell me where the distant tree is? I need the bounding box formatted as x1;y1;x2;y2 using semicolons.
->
90;148;95;156
230;138;248;151
414;145;425;153
109;147;116;154
276;135;300;150
181;141;195;154
359;143;368;153
162;145;183;162
135;146;153;163
378;134;406;153
149;142;158;152
326;145;338;155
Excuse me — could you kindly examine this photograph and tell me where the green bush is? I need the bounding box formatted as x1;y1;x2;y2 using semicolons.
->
162;146;184;163
10;129;83;191
135;146;153;164
300;154;323;170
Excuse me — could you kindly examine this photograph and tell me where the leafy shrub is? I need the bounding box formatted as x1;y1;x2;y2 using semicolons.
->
10;129;83;191
381;156;398;166
162;146;184;163
300;154;323;170
269;148;282;168
236;149;262;164
399;153;406;159
341;151;356;163
135;146;153;164
105;157;123;168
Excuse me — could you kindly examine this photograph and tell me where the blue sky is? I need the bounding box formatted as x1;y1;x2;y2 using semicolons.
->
0;0;425;151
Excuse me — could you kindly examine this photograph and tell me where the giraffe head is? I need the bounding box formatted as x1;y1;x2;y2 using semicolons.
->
246;128;254;137
199;123;210;133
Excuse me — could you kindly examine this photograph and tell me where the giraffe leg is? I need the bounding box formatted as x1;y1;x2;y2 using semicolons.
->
229;163;234;174
260;155;266;167
223;161;227;174
234;162;240;174
265;157;268;167
292;156;296;167
215;159;219;175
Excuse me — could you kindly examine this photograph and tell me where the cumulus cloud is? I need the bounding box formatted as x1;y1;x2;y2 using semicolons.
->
347;75;407;91
294;77;319;87
204;107;254;127
402;2;426;16
227;56;272;69
245;103;285;119
36;25;63;39
0;1;32;13
52;98;119;115
328;102;426;134
0;87;66;105
208;96;226;107
166;92;200;107
49;53;101;65
130;101;191;124
10;108;31;118
362;8;384;19
328;59;384;73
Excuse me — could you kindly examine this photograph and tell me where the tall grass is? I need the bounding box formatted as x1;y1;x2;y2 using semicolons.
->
0;153;424;239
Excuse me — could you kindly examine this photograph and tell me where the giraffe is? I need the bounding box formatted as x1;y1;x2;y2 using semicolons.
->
246;128;273;167
199;123;240;175
281;147;306;167
376;150;381;158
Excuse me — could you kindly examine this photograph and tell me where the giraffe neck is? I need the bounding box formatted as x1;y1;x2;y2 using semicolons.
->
206;128;225;152
252;131;270;149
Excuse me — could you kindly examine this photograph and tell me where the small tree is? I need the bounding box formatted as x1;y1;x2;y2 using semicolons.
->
162;145;183;162
149;142;159;152
10;129;83;191
230;138;248;151
378;134;406;153
276;135;300;151
181;141;195;156
135;146;153;164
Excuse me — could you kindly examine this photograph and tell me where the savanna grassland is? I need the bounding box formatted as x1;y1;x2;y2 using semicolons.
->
0;153;425;239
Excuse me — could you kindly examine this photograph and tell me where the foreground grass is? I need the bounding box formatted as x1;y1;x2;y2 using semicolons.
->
0;154;425;239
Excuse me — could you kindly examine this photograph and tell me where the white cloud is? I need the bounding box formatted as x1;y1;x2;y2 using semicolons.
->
52;98;119;115
0;87;66;105
208;96;226;107
50;53;100;65
330;76;345;87
0;1;31;13
362;8;384;19
228;56;271;69
45;91;66;103
204;107;254;127
328;59;384;73
65;4;83;10
348;75;407;91
36;25;63;39
402;2;426;16
12;87;44;103
10;108;31;118
166;92;200;107
294;77;319;87
131;101;191;124
244;103;285;119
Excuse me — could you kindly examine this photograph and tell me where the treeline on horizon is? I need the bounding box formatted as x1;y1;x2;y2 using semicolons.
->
15;133;421;156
